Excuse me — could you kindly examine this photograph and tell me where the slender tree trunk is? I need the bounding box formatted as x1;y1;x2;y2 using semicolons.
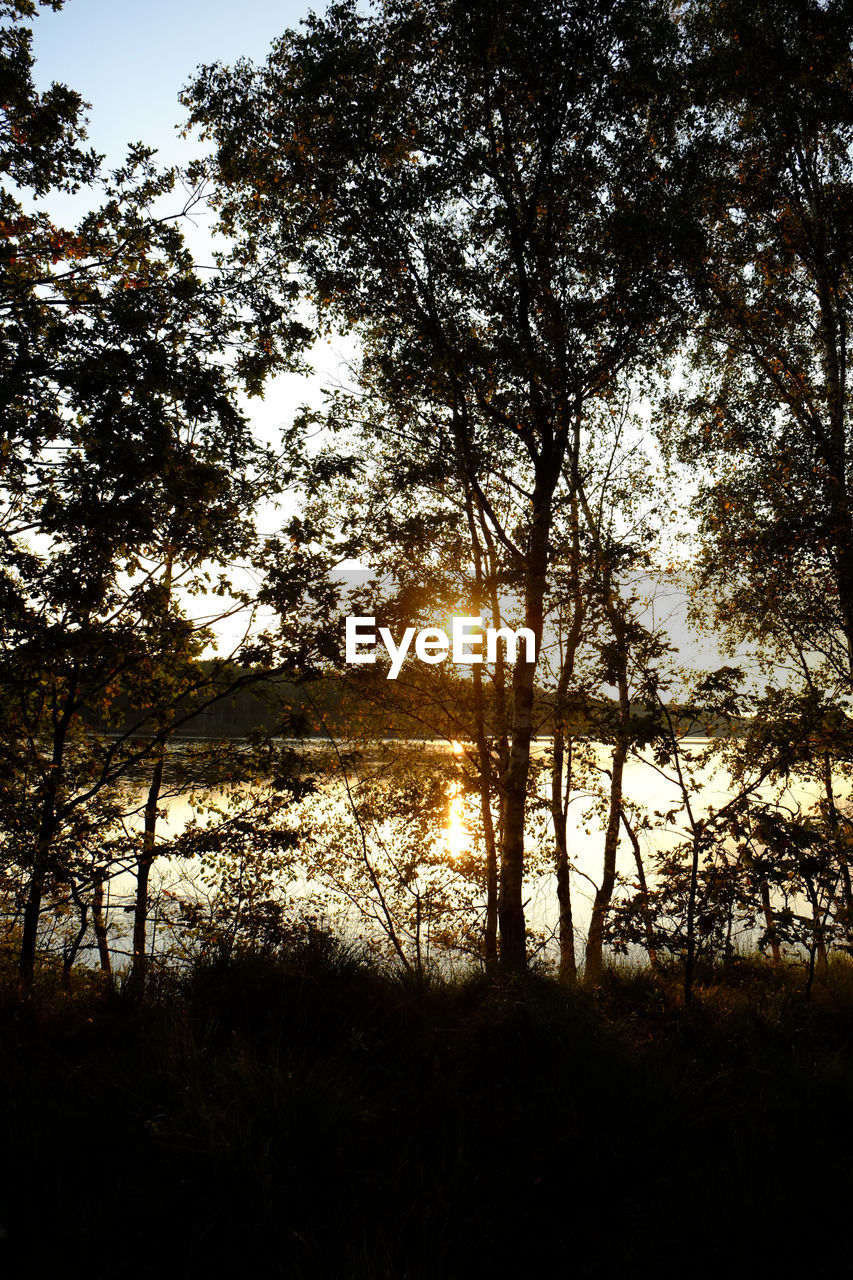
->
464;490;499;970
129;745;165;997
92;876;112;977
62;884;88;985
473;662;499;970
499;659;535;970
576;454;636;986
585;615;631;985
805;941;818;1001
815;277;853;674
478;507;511;853
823;752;853;940
817;935;829;981
20;762;66;990
129;553;173;999
620;807;658;971
414;889;423;979
488;587;510;852
804;877;824;1002
498;494;552;971
684;831;702;1006
551;482;584;983
760;879;782;965
551;727;576;982
19;670;78;989
585;729;629;984
723;890;735;976
19;866;45;991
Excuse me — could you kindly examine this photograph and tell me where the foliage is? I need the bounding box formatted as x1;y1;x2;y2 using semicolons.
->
669;0;853;683
0;0;306;984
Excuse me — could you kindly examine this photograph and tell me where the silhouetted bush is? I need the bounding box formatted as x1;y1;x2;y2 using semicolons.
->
2;951;853;1277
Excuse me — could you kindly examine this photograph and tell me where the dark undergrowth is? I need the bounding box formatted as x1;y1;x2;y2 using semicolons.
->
1;940;852;1278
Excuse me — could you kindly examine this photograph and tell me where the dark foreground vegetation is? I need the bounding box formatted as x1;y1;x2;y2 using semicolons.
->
3;938;853;1279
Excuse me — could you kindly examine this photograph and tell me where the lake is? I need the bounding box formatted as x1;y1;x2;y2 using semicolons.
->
81;734;829;973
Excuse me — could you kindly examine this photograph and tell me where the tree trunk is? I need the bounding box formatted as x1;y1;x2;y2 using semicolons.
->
823;751;853;940
477;500;512;919
129;553;173;999
759;879;782;965
19;675;77;990
62;884;88;985
92;876;112;977
551;481;584;983
498;496;551;971
499;657;536;970
585;623;631;985
473;662;499;970
620;807;658;971
19;866;45;992
585;731;629;984
20;777;62;990
684;832;702;1005
551;727;576;982
129;746;165;998
814;273;853;674
463;491;499;971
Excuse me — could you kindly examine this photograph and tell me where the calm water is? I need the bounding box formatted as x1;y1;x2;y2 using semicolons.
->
95;736;827;969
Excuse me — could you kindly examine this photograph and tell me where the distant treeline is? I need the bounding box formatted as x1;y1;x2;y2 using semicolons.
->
116;664;737;742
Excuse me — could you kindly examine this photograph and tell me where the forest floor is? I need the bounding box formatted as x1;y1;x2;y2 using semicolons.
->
1;943;851;1279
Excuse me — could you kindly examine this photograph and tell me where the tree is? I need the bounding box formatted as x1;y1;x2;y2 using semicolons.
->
0;0;301;987
276;411;514;970
184;0;682;967
672;0;853;686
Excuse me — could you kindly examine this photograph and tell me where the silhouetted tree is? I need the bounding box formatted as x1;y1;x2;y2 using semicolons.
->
184;0;683;967
672;0;853;684
0;1;299;987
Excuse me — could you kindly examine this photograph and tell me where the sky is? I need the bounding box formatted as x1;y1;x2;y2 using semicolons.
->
29;0;312;170
32;0;362;482
27;0;364;644
27;0;351;452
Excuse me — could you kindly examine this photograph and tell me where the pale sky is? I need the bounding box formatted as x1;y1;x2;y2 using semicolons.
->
29;0;313;169
26;0;348;442
29;0;359;480
27;0;365;648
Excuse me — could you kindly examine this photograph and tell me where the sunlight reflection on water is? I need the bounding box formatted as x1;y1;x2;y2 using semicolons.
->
104;736;826;968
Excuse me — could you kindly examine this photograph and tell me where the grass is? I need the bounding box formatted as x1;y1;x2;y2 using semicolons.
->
1;942;853;1277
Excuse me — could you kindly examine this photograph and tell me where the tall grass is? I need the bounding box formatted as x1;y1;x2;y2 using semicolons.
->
1;941;852;1277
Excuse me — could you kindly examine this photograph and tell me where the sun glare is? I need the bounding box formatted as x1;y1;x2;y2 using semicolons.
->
443;741;469;858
